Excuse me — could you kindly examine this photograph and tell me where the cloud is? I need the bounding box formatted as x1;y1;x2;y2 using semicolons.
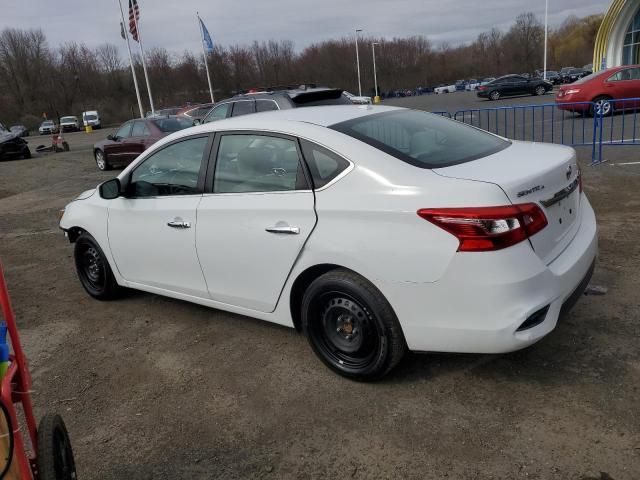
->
5;0;611;56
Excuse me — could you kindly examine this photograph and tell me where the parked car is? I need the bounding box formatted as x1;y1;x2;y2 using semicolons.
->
0;123;31;160
466;79;480;91
60;105;597;380
540;71;562;85
477;75;553;100
434;83;456;94
92;117;193;170
39;120;59;135
9;125;29;137
343;91;373;104
561;68;591;84
175;104;215;123
200;87;351;124
556;65;640;117
82;111;101;129
60;116;80;132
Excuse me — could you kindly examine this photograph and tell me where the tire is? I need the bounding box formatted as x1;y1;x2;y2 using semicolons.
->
301;269;407;381
22;147;31;159
534;85;546;96
590;96;613;117
37;413;77;480
489;90;500;101
74;232;121;300
94;149;110;171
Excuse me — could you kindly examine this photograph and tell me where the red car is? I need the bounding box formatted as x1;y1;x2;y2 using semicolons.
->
556;65;640;117
93;117;192;170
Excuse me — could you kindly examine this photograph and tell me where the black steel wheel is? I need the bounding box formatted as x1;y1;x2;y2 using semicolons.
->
74;232;121;300
302;269;406;381
37;413;77;480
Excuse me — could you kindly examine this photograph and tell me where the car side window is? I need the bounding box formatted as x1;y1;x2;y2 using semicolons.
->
131;121;146;137
203;103;231;123
300;140;350;189
256;100;278;112
629;68;640;80
129;136;208;197
231;101;255;117
213;134;307;193
115;122;133;139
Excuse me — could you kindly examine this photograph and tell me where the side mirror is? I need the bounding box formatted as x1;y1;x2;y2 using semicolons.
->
107;134;115;141
193;119;201;126
99;178;121;200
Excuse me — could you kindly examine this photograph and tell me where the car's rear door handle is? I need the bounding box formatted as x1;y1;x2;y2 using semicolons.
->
265;226;300;235
167;220;191;229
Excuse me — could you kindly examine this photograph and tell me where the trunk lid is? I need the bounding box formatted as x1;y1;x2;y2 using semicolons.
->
433;141;582;265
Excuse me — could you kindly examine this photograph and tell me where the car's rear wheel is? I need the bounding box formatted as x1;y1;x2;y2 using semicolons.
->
301;269;407;381
591;96;613;117
95;149;110;171
534;85;546;96
74;232;121;300
489;90;500;101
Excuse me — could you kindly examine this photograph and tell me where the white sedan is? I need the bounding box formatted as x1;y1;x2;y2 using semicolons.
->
60;106;597;380
434;84;456;94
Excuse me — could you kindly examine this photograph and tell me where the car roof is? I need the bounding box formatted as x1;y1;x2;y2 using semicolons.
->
192;105;404;131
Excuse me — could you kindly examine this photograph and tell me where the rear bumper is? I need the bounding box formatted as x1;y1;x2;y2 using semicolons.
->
556;99;590;112
381;194;598;353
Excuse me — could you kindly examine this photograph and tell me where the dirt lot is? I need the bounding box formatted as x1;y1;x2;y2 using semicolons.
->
1;121;639;479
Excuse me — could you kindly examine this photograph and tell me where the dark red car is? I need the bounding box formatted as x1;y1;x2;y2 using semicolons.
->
556;65;640;117
93;117;193;170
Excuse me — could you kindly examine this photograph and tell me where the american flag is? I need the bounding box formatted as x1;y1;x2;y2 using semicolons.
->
128;0;140;42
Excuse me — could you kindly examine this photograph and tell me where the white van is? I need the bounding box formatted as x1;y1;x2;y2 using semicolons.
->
82;111;101;129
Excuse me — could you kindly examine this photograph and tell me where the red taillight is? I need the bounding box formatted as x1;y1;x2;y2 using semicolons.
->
417;204;548;252
478;86;486;91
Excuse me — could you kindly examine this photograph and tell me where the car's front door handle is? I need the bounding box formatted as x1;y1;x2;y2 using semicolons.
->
167;220;191;229
265;226;300;235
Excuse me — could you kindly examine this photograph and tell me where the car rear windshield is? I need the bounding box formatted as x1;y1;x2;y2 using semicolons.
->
152;117;193;132
573;70;609;84
290;90;352;107
330;110;510;169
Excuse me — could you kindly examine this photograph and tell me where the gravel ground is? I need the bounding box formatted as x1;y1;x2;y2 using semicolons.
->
0;106;639;479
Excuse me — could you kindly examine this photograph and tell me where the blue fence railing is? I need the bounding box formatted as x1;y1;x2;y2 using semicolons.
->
433;98;640;165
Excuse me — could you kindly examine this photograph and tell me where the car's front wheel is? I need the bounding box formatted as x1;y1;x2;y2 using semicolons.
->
74;232;121;300
301;269;407;381
534;85;546;96
94;149;110;171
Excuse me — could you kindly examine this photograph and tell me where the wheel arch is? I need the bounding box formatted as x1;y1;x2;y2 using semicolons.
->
289;263;373;332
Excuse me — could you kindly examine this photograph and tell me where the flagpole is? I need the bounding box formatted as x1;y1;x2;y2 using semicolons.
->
197;13;215;103
132;0;155;115
117;0;144;118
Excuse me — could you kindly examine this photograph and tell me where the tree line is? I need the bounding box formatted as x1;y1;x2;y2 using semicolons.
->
0;12;602;128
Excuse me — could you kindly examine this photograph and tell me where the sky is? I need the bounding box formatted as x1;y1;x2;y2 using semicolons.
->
3;0;612;57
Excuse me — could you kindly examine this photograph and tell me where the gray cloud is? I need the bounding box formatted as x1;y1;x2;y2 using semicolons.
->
6;0;611;57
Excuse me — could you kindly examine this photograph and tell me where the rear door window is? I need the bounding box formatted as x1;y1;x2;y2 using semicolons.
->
231;101;255;117
213;134;307;193
256;100;279;112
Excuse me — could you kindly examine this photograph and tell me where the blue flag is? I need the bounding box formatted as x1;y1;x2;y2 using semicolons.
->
199;18;214;52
